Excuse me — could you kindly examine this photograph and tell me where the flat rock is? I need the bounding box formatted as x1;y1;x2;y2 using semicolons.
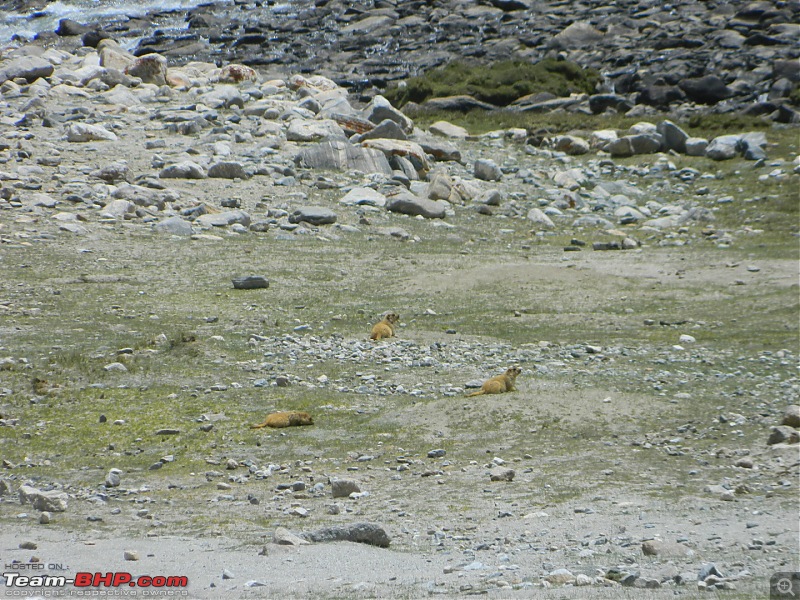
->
295;140;392;175
386;190;446;219
0;56;54;84
196;210;251;228
232;276;269;290
154;216;194;236
160;161;207;179
288;206;337;226
65;123;118;142
339;187;387;208
302;523;390;548
273;527;310;546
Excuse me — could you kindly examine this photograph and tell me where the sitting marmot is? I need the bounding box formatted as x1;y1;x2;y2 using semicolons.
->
250;411;314;429
370;312;400;341
466;367;522;397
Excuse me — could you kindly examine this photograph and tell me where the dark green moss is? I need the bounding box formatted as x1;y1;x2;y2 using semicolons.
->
384;58;601;107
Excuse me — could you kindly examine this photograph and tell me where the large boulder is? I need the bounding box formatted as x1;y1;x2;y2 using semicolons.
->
0;56;54;84
295;140;392;175
386;190;446;219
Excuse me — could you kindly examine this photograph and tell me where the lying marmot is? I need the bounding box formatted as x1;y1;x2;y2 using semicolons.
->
250;411;314;429
466;367;522;397
370;312;400;341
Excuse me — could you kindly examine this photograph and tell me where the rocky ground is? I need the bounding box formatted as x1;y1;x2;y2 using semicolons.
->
0;28;798;600
6;0;800;119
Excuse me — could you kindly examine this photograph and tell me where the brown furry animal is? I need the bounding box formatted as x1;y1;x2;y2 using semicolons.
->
466;367;522;397
250;411;314;429
369;312;400;341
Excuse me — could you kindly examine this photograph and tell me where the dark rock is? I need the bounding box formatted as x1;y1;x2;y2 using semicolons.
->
679;75;732;105
232;276;270;290
56;19;90;37
636;84;685;108
589;94;634;114
288;206;338;226
302;523;390;548
82;30;111;48
208;162;250;180
767;426;799;445
782;405;800;428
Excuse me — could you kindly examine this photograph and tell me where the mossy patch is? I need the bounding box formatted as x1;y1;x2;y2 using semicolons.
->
384;58;601;108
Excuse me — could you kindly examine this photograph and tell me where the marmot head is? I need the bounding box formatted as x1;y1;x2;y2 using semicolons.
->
384;313;400;324
289;411;314;426
506;366;522;379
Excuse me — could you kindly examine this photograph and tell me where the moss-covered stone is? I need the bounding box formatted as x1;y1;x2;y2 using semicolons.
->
384;58;601;108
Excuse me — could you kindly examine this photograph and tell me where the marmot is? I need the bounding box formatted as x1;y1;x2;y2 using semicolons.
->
370;312;400;341
466;367;522;397
250;411;314;429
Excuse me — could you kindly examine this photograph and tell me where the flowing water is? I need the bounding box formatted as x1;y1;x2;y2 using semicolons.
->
0;0;234;45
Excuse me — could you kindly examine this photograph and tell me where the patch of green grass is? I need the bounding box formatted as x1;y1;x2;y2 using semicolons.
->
384;58;601;108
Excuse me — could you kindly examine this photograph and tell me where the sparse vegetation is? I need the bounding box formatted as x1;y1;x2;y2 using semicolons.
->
384;58;601;107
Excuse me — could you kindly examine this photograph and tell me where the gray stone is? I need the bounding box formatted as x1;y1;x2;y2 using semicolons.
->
527;208;555;229
386;190;446;219
286;119;347;142
362;95;413;133
124;54;168;86
429;121;468;139
551;21;604;48
740;132;768;161
65;123;118;142
553;135;590;155
105;468;122;488
295;140;392;175
331;478;361;498
478;189;503;206
474;158;502;181
101;200;135;219
546;568;575;585
289;206;337;226
706;135;741;161
199;85;244;109
782;405;800;428
353;118;407;143
767;426;799;445
0;479;11;495
18;485;68;512
641;540;694;557
91;162;130;183
302;523;390;548
0;56;54;84
417;138;462;162
196;210;251;228
685;137;708;156
159;161;207;179
208;162;249;180
489;467;515;481
680;75;731;105
339;187;386;208
657;120;689;153
154;216;194;236
232;276;269;290
273;527;310;546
